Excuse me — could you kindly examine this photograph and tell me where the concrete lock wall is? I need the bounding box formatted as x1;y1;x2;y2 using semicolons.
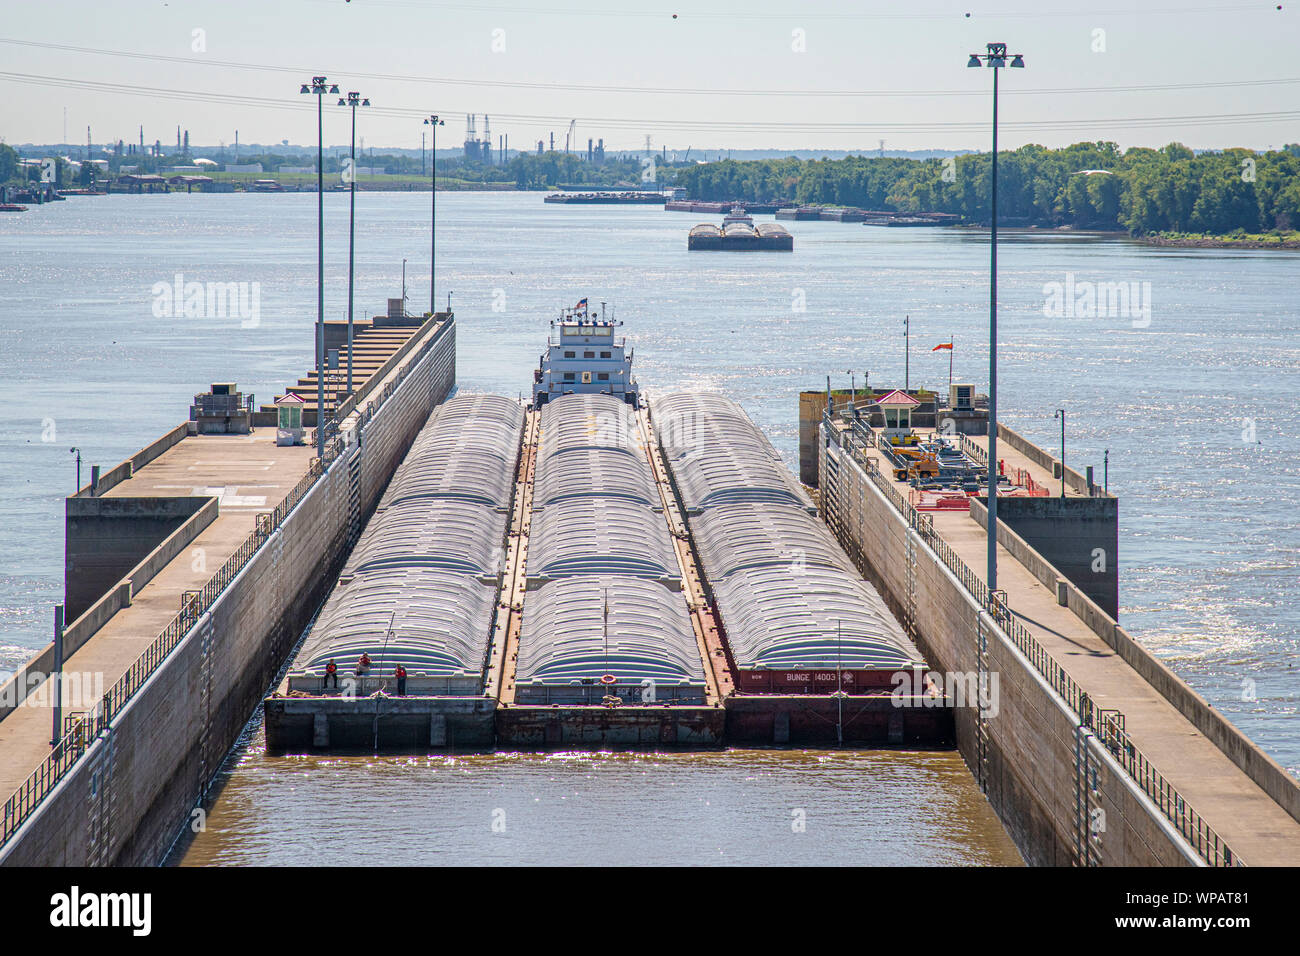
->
0;499;219;720
973;496;1119;619
819;433;1201;867
972;496;1300;831
1;320;455;866
64;496;211;621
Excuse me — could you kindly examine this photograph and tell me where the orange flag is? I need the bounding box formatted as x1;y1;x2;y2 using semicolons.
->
932;342;953;351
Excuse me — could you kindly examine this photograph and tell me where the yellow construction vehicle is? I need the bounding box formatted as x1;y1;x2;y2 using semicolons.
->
894;453;941;482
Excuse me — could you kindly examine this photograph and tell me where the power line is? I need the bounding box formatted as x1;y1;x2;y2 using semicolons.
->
5;69;1299;138
307;0;1278;21
3;36;1299;101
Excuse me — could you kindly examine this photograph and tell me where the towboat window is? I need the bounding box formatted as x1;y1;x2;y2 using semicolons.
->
600;351;611;358
584;351;595;358
562;372;575;383
597;373;609;381
564;351;575;358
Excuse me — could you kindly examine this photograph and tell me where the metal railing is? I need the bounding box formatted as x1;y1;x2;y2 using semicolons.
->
827;411;1237;867
1;321;447;852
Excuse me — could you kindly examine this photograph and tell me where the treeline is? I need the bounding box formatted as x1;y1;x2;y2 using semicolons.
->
201;149;644;188
502;153;645;188
0;143;20;184
675;142;1300;235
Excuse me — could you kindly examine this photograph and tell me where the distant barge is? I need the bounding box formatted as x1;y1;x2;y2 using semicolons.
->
666;200;793;215
688;207;793;251
772;206;960;226
544;192;667;205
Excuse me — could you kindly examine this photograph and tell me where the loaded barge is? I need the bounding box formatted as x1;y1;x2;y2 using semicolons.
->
266;301;939;751
544;191;668;205
688;207;793;251
666;200;792;215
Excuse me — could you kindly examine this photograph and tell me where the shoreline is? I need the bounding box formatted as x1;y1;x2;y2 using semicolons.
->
1140;233;1300;250
941;222;1300;249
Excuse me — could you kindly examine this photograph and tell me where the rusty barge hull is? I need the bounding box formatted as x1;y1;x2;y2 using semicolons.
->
263;693;952;752
496;705;725;749
725;694;952;746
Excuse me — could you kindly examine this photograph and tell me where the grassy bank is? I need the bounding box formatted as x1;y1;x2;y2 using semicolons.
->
1143;230;1300;249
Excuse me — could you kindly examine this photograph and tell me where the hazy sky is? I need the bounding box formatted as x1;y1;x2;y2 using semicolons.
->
2;0;1298;153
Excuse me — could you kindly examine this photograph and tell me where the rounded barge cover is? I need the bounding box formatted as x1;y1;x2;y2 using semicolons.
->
287;392;524;695
650;390;926;694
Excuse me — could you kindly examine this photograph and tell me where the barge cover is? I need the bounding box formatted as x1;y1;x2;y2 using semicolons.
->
653;391;925;693
287;393;524;696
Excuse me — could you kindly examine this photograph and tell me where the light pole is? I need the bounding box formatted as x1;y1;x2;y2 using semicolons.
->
1054;408;1066;498
301;75;338;460
69;447;81;491
967;42;1024;595
51;604;64;746
424;114;444;316
904;314;910;391
1104;448;1109;493
339;90;370;397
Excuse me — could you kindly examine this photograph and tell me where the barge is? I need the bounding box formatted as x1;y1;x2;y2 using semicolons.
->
688;207;793;251
264;300;943;752
666;200;793;215
544;191;668;205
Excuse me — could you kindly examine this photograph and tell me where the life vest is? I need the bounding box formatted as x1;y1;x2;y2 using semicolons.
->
325;661;337;675
395;666;407;679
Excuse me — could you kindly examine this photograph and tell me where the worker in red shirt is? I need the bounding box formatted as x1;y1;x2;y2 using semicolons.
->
323;659;338;691
355;652;372;677
394;663;407;696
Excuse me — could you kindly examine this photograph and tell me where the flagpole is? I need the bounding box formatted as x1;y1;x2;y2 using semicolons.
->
949;336;954;392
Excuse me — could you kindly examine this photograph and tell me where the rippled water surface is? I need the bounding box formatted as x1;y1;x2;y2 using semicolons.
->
172;726;1022;866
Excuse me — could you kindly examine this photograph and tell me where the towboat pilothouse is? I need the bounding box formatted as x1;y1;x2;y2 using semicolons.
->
532;299;640;408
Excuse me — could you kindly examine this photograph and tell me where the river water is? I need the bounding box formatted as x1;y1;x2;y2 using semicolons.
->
1;190;1295;864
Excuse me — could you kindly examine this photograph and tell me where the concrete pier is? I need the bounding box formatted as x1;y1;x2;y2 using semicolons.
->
0;311;456;865
818;411;1300;866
